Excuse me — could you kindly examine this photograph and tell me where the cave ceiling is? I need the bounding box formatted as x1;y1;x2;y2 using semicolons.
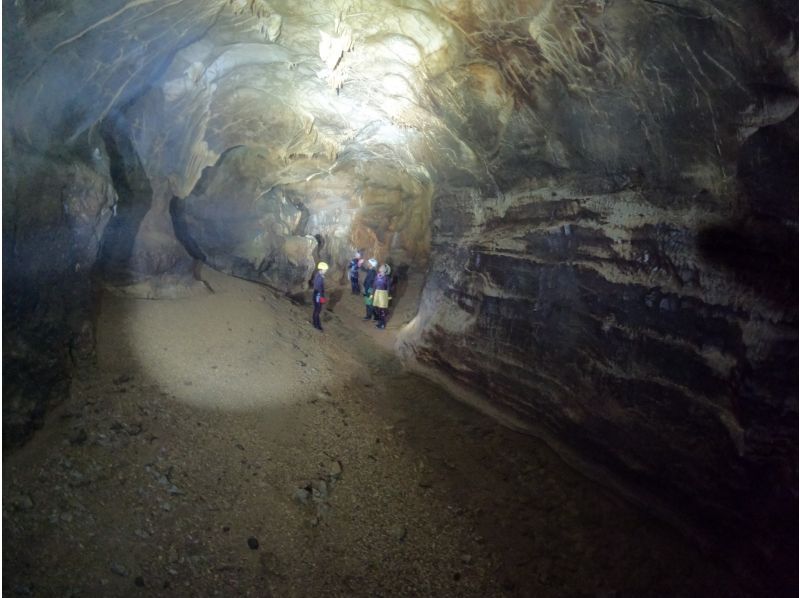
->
2;2;797;570
6;0;796;204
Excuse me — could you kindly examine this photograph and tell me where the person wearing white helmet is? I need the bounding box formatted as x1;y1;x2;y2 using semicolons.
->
349;251;363;295
312;261;329;331
372;264;391;329
362;258;379;320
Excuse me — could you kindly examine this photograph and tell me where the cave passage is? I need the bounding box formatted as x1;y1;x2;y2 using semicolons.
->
2;266;754;597
3;0;797;596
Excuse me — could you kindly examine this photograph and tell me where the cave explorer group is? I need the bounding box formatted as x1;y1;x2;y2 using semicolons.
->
310;251;394;332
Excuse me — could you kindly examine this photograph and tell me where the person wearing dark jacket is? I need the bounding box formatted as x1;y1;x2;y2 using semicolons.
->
362;258;378;320
312;261;329;331
349;252;362;294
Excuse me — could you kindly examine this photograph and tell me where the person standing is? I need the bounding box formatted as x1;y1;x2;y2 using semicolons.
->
312;261;329;331
362;258;378;320
372;264;390;329
349;251;362;294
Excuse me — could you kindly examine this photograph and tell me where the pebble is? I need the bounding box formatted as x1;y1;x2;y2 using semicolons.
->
70;429;88;446
294;488;311;504
329;460;343;481
10;494;34;512
247;536;259;550
167;484;183;496
111;563;128;577
461;554;473;565
310;480;328;501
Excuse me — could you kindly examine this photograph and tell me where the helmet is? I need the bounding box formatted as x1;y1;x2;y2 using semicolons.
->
368;258;378;268
317;261;329;272
354;251;362;258
383;264;392;276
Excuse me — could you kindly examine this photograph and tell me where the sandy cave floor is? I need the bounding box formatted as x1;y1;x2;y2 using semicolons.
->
3;267;748;597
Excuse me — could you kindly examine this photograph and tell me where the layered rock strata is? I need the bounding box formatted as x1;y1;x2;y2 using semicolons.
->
2;1;797;588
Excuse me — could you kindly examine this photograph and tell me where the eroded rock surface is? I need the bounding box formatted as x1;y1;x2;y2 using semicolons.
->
2;0;797;589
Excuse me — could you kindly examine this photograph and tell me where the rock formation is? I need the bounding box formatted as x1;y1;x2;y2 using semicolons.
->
3;0;797;588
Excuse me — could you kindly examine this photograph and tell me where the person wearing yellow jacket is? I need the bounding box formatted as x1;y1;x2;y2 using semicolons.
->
372;264;391;329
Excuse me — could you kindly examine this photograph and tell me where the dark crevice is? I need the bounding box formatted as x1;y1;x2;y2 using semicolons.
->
170;195;206;262
96;113;153;283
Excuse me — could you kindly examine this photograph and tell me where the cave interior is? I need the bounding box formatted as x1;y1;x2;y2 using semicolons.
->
2;0;798;596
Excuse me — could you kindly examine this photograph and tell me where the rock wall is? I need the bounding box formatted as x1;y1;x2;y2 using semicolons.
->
401;174;796;556
2;1;796;585
3;140;117;445
397;1;798;583
2;0;224;441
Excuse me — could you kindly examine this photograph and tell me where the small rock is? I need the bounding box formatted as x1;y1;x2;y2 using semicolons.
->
310;480;328;501
111;563;128;577
247;537;259;550
293;488;311;505
11;494;34;512
461;554;473;565
167;484;183;496
329;460;343;481
69;428;88;446
387;525;407;541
